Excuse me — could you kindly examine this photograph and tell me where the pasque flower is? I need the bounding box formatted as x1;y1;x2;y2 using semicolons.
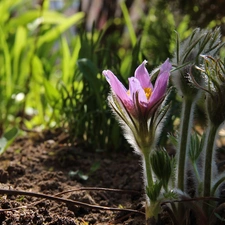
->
103;59;172;223
103;59;171;120
103;59;172;154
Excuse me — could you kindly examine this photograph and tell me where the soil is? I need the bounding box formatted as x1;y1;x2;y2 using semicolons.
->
0;129;148;225
2;129;225;225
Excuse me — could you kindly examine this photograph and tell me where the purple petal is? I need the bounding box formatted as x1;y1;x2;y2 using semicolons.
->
128;77;148;105
103;69;132;104
134;60;153;89
149;59;172;106
159;58;172;73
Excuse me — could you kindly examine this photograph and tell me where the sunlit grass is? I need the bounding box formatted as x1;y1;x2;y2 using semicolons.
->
0;0;222;152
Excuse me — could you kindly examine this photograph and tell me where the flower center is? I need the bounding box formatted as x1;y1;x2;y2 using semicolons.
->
144;87;152;100
127;88;152;100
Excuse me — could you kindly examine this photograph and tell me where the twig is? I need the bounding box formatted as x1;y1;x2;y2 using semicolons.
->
111;212;135;224
0;188;144;215
54;186;141;196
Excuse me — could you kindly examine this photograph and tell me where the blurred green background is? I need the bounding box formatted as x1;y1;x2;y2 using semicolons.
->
0;0;225;152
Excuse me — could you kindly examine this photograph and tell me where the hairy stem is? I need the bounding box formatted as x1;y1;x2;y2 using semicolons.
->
193;162;203;195
177;98;194;191
143;151;153;189
142;149;155;222
203;123;218;197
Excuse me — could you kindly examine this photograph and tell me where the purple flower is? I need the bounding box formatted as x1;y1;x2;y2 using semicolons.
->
103;59;172;119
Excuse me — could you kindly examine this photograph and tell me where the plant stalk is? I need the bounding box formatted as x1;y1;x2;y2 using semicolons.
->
143;149;156;224
177;98;194;191
203;123;218;197
143;151;153;189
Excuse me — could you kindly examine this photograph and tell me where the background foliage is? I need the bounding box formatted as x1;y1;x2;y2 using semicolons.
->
0;0;224;152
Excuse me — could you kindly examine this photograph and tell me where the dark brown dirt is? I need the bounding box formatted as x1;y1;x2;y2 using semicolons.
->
2;129;225;224
0;130;147;225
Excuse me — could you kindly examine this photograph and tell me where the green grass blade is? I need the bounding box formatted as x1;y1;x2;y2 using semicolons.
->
0;26;12;98
120;1;137;47
0;0;22;24
13;26;27;83
77;58;102;106
61;36;71;84
70;37;81;73
43;78;61;109
37;12;84;47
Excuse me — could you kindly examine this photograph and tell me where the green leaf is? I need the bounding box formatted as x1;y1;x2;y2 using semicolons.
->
61;36;71;84
163;190;178;199
214;213;225;222
42;11;68;24
8;10;67;31
146;181;162;202
0;137;7;154
120;1;137;47
43;78;61;109
0;127;19;154
167;133;178;148
37;12;84;47
4;127;19;141
0;0;22;24
176;15;191;40
70;37;81;74
32;55;44;84
77;58;102;106
211;176;225;196
7;10;40;29
0;26;12;98
189;132;204;163
13;26;27;83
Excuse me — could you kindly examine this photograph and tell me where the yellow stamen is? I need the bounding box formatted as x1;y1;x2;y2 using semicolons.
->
144;87;152;100
127;88;152;100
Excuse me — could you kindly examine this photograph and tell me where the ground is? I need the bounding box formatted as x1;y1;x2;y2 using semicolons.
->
1;129;225;224
0;129;148;225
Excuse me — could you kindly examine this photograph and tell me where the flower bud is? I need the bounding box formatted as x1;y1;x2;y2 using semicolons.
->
171;28;223;99
196;57;225;126
150;148;173;190
206;84;225;126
